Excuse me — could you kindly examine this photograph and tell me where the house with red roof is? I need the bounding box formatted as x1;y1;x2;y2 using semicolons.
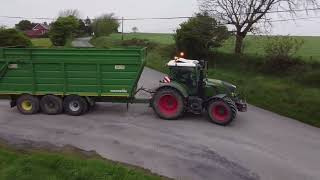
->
25;23;49;38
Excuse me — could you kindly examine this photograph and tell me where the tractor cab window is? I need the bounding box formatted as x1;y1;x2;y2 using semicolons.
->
169;67;198;89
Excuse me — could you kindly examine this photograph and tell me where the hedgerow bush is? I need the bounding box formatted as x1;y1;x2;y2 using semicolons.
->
0;28;32;47
262;36;304;73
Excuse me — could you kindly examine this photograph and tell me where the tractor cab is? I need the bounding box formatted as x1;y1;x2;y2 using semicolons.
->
167;58;206;96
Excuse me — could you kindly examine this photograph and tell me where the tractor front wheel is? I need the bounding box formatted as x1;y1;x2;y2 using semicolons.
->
207;97;237;126
152;88;184;120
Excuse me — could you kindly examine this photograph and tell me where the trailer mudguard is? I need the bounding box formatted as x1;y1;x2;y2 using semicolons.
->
155;82;189;98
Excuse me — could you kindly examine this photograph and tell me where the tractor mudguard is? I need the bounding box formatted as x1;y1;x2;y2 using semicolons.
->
154;82;189;98
204;94;227;106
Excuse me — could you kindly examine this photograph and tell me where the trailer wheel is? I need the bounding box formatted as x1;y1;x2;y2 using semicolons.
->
40;95;63;115
63;95;88;116
207;97;237;126
152;88;184;120
17;94;40;115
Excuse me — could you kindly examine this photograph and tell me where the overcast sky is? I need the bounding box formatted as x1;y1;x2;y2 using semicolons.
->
1;0;320;36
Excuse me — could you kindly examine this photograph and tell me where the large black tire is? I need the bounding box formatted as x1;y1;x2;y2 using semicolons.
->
40;95;63;115
63;95;88;116
152;88;185;120
207;97;237;126
17;94;40;115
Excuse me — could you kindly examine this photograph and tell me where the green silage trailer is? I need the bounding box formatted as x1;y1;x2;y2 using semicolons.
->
0;48;147;115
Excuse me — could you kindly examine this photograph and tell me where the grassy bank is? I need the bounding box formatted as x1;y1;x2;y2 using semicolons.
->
92;34;320;127
31;38;52;48
0;143;165;180
109;33;174;45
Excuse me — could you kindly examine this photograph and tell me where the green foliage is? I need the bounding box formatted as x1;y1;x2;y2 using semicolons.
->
264;36;304;59
262;36;305;73
92;13;120;37
15;20;33;31
174;13;230;59
297;68;320;88
49;16;79;46
76;19;86;37
0;147;164;180
0;28;32;47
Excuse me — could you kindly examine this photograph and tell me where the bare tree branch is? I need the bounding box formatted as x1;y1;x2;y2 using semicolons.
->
198;0;319;53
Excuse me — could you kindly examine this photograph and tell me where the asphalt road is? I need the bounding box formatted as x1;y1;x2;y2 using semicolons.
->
0;67;319;180
71;37;94;48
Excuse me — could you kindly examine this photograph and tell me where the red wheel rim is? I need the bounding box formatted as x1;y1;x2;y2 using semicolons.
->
211;104;229;122
158;94;179;116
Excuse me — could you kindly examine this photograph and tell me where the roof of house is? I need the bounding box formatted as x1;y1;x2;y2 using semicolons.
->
32;23;49;30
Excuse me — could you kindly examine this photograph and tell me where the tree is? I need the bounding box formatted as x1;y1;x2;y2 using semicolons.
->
199;0;318;54
49;16;79;46
15;20;33;31
92;13;120;37
132;27;138;33
0;28;32;47
76;19;86;37
84;17;93;36
59;9;81;18
174;13;230;59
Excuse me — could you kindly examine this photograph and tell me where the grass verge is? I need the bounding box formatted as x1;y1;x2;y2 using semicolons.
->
0;142;167;180
31;38;52;48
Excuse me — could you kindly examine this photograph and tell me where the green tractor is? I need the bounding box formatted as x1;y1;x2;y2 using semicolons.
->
152;58;247;126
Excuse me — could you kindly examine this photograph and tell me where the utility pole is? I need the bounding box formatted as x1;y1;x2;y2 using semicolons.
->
121;17;124;41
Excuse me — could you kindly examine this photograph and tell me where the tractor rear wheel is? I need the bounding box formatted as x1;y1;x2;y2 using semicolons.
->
207;97;237;126
17;94;40;115
63;95;88;116
152;88;184;120
40;95;63;115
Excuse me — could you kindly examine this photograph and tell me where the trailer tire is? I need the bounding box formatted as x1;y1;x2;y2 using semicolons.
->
40;95;63;115
152;88;184;120
207;97;237;126
17;94;40;115
63;95;88;116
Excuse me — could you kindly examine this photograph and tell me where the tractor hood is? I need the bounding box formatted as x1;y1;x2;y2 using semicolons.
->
207;78;237;93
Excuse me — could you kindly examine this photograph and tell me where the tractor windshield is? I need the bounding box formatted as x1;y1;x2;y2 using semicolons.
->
169;66;199;94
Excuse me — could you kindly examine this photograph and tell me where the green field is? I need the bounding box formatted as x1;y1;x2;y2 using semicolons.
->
110;33;174;45
218;36;320;62
31;38;52;48
0;144;165;180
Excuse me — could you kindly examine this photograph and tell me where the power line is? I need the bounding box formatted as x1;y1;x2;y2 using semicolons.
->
265;7;320;14
0;15;54;20
269;16;320;22
1;7;319;21
209;7;320;16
